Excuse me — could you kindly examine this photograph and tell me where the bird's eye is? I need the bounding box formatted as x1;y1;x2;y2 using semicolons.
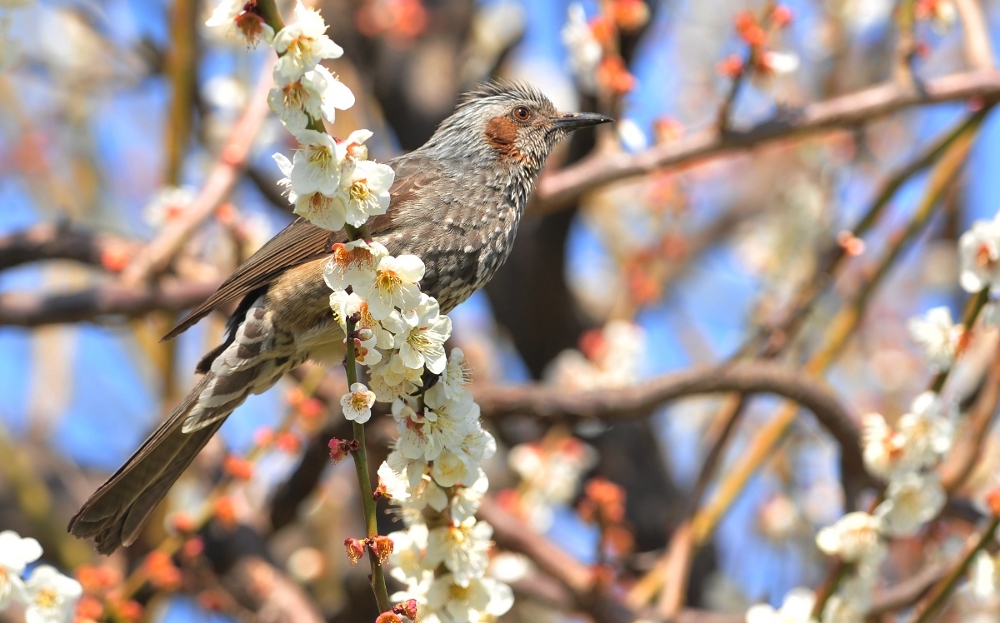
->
512;106;531;121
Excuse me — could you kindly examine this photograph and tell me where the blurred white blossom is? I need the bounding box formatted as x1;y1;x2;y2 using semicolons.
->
908;306;963;371
875;471;946;537
959;217;1000;294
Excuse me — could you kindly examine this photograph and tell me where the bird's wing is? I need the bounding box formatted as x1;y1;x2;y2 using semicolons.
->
162;154;432;341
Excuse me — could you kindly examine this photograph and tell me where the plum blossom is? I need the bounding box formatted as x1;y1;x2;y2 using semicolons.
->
908;306;963;371
816;512;884;563
206;0;274;46
268;65;355;133
424;574;514;623
424;520;493;588
341;382;376;423
861;412;908;480
875;471;946;537
378;461;411;501
394;394;476;462
324;240;388;291
338;159;395;227
283;129;343;196
359;255;425;320
898;392;954;470
561;3;601;92
450;469;489;524
746;587;815;623
392;295;452;374
0;530;41;609
435;348;472;401
959;217;1000;294
22;565;81;623
272;1;344;83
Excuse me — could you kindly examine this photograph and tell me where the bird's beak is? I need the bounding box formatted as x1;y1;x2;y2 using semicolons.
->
552;112;615;129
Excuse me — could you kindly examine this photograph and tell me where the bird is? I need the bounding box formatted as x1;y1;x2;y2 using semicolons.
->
68;81;613;554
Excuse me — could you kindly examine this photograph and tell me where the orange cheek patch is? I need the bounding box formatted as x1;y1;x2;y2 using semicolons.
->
485;116;522;160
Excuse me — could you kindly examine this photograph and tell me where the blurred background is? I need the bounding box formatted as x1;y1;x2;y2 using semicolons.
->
3;0;1000;621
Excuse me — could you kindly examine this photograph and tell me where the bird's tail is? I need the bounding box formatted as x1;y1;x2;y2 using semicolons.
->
69;299;301;553
67;371;247;554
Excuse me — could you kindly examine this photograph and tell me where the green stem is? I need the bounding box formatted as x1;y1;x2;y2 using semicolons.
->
255;0;285;34
912;515;1000;623
346;316;391;611
252;0;389;610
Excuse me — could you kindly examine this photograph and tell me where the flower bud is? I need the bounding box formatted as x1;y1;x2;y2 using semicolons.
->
344;538;366;565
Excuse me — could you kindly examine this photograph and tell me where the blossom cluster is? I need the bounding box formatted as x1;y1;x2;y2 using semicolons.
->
716;4;798;81
744;210;1000;622
0;530;82;623
327;245;510;621
208;3;511;621
561;1;644;95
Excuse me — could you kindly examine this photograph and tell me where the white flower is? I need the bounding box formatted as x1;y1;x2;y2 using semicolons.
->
759;50;800;75
431;449;478;488
341;382;376;423
861;412;908;480
970;551;1000;600
392;295;452;374
874;471;945;537
908;306;963;371
433;348;473;401
143;185;196;227
561;3;601;92
425;575;513;622
338;159;395;228
268;65;355;133
358;255;425;320
22;565;82;623
388;523;430;583
368;357;422;402
746;587;816;623
288;130;343;196
898;392;953;470
272;1;344;83
394;394;476;462
424;520;493;588
324;240;388;292
206;0;275;46
816;512;884;563
959;217;1000;293
378;461;410;501
0;530;41;609
451;468;489;524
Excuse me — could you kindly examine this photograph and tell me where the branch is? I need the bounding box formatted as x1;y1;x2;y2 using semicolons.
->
479;497;743;623
475;361;872;493
0;222;138;272
119;61;276;286
533;69;1000;213
955;0;995;72
0;279;221;327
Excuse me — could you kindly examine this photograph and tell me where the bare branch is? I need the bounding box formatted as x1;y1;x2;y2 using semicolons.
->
0;222;138;272
955;0;995;72
475;361;873;494
0;279;221;327
534;70;1000;213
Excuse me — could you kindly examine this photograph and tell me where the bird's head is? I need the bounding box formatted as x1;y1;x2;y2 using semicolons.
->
425;81;614;171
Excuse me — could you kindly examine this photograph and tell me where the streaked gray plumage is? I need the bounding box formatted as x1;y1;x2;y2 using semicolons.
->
68;81;612;554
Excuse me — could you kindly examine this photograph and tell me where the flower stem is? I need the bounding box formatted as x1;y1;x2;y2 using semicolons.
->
911;514;1000;623
344;316;391;611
